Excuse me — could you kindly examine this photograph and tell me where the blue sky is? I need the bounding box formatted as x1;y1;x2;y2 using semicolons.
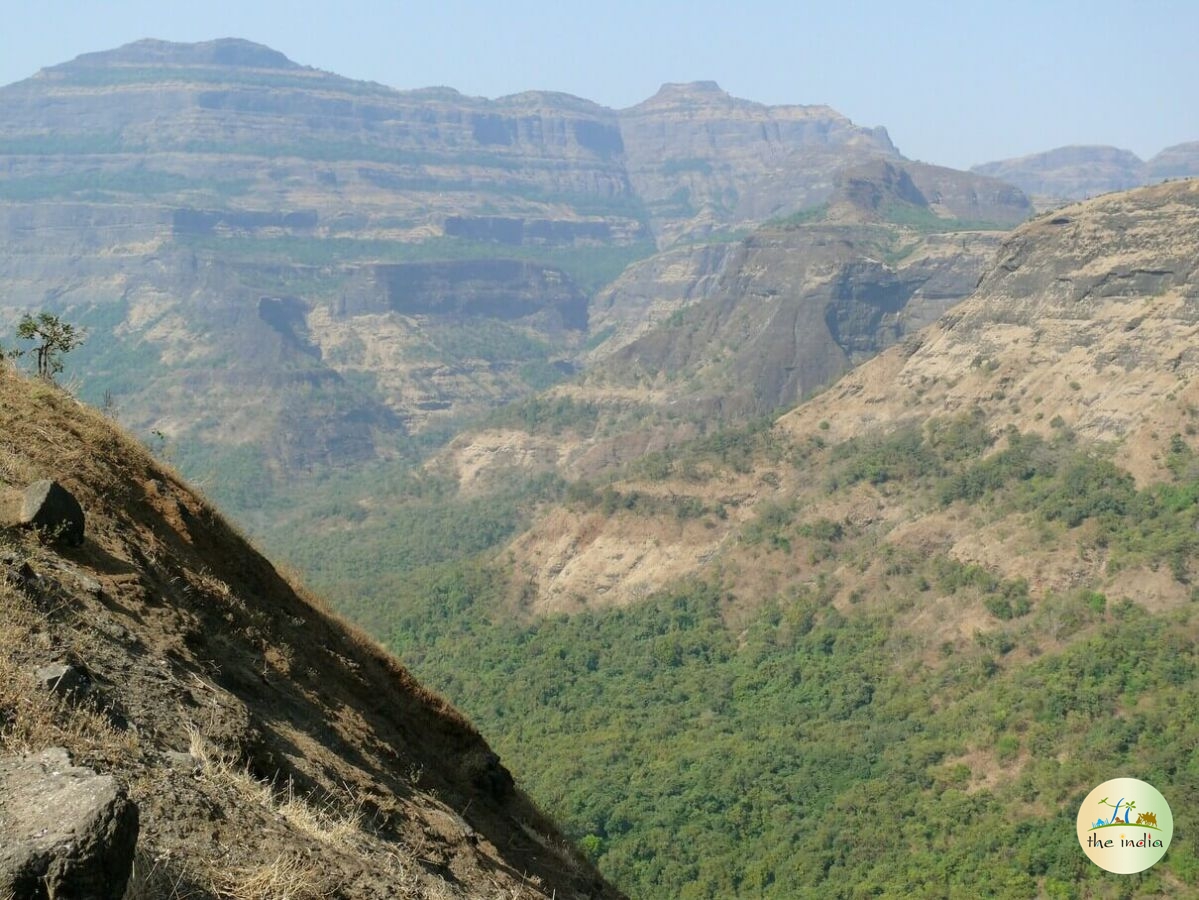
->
1;0;1195;169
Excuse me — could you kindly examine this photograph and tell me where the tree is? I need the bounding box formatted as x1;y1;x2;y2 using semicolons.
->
16;312;85;380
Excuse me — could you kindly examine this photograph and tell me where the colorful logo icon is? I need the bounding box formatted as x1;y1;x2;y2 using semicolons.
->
1077;778;1172;874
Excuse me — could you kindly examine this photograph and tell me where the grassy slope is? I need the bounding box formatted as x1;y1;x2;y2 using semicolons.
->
0;371;621;900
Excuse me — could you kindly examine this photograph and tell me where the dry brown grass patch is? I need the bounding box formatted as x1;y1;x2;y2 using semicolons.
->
0;554;131;761
211;854;335;900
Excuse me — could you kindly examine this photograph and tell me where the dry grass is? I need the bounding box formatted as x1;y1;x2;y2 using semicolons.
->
186;719;364;844
122;849;209;900
0;370;610;900
0;543;132;762
211;854;335;900
184;721;473;899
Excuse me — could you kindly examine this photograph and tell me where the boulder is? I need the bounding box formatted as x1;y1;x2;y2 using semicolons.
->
0;747;139;900
33;662;92;701
20;480;85;546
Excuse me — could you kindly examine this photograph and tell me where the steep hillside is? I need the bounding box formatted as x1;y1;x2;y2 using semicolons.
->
973;142;1199;203
498;179;1199;609
372;181;1199;898
425;216;1003;498
0;372;621;899
0;39;1030;510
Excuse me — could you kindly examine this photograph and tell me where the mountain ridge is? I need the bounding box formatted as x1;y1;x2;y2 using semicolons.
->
973;142;1199;201
0;37;1032;504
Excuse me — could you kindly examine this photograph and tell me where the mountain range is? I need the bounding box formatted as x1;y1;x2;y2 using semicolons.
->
973;143;1199;202
0;38;1030;510
4;36;1199;899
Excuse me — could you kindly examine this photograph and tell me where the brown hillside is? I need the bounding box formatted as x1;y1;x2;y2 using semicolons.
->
502;179;1199;617
0;373;621;899
779;178;1199;483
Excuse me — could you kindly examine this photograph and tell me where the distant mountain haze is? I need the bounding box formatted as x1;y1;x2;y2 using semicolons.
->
973;142;1199;201
0;38;1030;506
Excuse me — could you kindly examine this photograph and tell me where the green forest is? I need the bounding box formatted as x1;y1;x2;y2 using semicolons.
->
256;413;1199;898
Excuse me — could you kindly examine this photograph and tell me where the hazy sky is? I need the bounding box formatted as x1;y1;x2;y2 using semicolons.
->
1;0;1195;169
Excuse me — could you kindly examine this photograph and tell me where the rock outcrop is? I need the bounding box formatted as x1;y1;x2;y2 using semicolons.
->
0;748;139;900
591;223;1004;418
19;479;85;546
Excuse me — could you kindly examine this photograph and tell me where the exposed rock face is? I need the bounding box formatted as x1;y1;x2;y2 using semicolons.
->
902;161;1032;224
20;479;85;546
825;159;1031;226
373;259;588;328
587;243;741;359
33;662;93;701
592;224;1004;418
779;179;1199;481
617;81;899;244
0;748;139;900
0;39;1032;507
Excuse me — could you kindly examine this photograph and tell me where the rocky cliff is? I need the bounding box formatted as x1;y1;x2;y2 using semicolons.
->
0;38;1032;511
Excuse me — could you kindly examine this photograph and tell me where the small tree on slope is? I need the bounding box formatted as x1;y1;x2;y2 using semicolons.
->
16;312;85;380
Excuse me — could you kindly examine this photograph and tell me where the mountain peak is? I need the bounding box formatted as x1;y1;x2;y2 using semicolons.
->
47;37;301;74
660;79;725;94
631;80;733;110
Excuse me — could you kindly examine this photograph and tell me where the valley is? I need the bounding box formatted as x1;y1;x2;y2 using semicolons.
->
2;34;1197;899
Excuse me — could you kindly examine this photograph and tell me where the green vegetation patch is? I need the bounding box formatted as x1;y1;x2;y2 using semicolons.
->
177;233;655;294
51;65;394;96
0;170;251;201
769;203;830;227
384;563;1199;898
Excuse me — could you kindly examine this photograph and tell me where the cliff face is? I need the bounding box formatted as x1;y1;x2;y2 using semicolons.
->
779;179;1199;472
618;85;1032;245
0;39;1032;503
591;223;1003;419
0;373;622;899
616;81;899;244
0;38;640;237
